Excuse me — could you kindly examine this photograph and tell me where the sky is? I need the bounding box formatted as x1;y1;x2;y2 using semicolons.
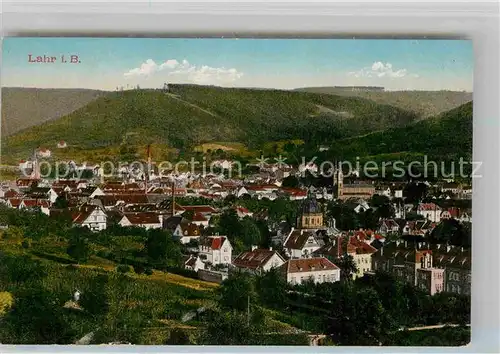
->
2;37;473;91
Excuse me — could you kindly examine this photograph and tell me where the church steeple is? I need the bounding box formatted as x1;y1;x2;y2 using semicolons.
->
297;187;324;229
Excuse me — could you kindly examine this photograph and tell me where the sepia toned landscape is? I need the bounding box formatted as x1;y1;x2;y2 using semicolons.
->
0;38;472;346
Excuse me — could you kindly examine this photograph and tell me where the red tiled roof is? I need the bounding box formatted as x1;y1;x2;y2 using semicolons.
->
21;199;50;208
122;212;161;225
191;212;207;222
418;203;441;211
284;229;317;250
200;236;227;250
233;249;283;270
283;257;339;273
181;205;218;214
8;198;22;207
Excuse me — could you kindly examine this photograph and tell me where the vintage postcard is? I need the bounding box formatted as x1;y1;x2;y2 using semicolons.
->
0;37;472;346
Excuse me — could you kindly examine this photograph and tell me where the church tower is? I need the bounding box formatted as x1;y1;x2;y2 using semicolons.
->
297;188;324;229
336;167;343;199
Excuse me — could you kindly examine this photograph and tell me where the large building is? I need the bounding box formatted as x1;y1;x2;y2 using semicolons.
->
371;240;470;295
334;169;375;200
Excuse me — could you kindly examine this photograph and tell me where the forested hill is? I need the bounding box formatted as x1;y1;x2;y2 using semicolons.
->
3;84;418;157
324;101;473;162
1;88;107;136
295;87;472;118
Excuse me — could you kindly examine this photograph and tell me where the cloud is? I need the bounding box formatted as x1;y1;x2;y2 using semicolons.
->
348;61;417;79
124;58;243;85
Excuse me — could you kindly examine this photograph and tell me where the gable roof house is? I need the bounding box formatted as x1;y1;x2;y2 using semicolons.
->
19;199;51;215
198;236;233;266
283;228;323;259
173;222;202;244
183;255;205;272
118;212;162;230
232;246;285;275
72;204;107;232
280;257;340;285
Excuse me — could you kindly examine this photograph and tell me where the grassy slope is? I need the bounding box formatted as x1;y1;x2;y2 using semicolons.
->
327;101;472;161
2;84;419;160
295;88;472;118
1;88;107;137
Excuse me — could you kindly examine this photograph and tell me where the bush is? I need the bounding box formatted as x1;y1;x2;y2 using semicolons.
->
144;267;153;276
133;264;145;274
116;265;132;273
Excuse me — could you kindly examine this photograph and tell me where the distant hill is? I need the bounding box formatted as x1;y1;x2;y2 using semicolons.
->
1;88;107;136
325;101;473;162
294;87;472;118
2;84;419;160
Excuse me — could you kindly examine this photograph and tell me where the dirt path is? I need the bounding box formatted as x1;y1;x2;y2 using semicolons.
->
164;93;219;118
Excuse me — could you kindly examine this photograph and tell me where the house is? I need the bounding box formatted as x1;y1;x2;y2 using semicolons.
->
190;212;210;227
315;234;377;279
371;240;444;294
118;212;162;230
416;268;445;295
440;207;461;220
173;222;202;244
280;257;340;285
235;206;253;219
283;228;322;259
37;148;51;158
198;236;232;266
6;198;22;209
72;204;107;232
232;246;285;275
19;199;51;215
183;255;205;272
57;140;68;149
433;244;471;295
378;218;400;236
416;203;442;223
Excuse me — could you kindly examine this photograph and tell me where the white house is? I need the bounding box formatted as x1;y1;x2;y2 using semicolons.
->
37;148;51;158
57;141;68;149
280;257;340;285
283;228;322;259
183;255;205;272
235;206;253;219
232;246;285;274
72;204;107;232
89;186;105;198
19;199;51;215
119;212;162;230
416;203;442;223
198;236;232;266
173;222;202;244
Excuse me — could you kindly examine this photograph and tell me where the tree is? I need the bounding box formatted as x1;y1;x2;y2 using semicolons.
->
166;329;191;345
53;195;69;209
336;254;358;281
240;218;262;249
79;274;110;318
218;272;256;312
201;310;254;345
66;233;90;263
0;288;74;344
256;268;288;308
144;229;181;267
282;175;299;188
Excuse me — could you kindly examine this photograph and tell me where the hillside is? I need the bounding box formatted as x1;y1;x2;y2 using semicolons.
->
324;101;473;162
2;84;419;160
1;88;107;136
295;88;472;118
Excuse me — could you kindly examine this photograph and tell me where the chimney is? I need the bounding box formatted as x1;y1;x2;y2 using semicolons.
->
251;245;258;251
269;246;273;251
